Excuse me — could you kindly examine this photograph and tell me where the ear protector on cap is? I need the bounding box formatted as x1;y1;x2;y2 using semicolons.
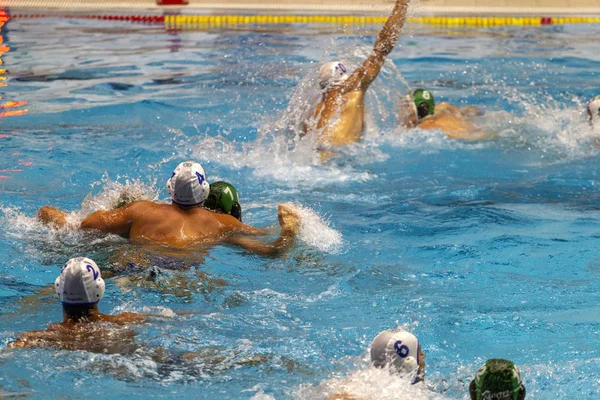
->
413;89;435;120
587;95;600;125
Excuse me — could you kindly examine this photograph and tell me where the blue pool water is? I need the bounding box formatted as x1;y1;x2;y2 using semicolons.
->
2;11;600;399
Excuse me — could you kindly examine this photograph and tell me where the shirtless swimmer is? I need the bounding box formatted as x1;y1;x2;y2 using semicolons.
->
304;0;410;150
398;88;486;140
38;161;300;257
9;257;145;353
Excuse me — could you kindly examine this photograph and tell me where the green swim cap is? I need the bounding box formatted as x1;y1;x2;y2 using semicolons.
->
469;359;525;400
203;181;242;222
413;89;435;120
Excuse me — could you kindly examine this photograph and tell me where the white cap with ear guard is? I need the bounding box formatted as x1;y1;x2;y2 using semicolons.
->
370;330;420;374
55;257;105;305
318;61;349;89
587;95;600;125
166;161;210;206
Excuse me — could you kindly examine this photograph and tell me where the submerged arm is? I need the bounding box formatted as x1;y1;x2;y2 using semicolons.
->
225;204;299;257
226;230;296;257
340;0;409;93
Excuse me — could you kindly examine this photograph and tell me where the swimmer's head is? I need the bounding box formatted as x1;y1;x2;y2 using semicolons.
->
167;161;210;206
469;359;526;400
413;89;435;119
370;329;424;378
55;257;105;305
203;181;243;222
587;95;600;125
318;61;349;89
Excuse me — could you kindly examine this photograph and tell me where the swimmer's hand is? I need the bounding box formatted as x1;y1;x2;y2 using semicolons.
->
278;203;300;237
38;206;67;228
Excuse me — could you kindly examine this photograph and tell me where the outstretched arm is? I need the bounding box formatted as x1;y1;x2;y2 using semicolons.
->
225;204;300;257
340;0;409;93
38;206;68;227
38;202;137;237
80;201;139;237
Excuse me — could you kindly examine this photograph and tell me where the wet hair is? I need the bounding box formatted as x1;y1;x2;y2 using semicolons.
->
62;303;97;322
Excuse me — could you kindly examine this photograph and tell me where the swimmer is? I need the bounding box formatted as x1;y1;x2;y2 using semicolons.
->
9;257;145;353
37;161;299;256
398;88;487;140
203;181;243;222
303;0;409;151
327;329;425;400
469;359;526;400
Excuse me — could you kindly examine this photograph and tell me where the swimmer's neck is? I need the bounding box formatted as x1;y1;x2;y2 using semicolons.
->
171;202;204;211
62;303;101;323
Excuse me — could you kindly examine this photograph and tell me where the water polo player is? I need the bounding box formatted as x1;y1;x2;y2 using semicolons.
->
302;0;409;151
37;161;299;256
398;88;486;139
9;257;145;353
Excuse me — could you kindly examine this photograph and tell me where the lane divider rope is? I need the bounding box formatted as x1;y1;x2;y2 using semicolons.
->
3;11;600;27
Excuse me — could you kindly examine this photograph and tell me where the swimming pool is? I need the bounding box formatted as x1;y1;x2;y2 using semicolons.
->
1;9;600;399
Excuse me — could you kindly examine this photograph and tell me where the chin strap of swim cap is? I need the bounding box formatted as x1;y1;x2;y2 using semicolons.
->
413;89;435;120
471;359;524;400
203;181;243;222
55;257;105;305
318;61;348;89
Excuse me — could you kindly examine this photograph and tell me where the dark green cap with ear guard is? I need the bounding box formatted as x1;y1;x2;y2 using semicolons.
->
413;89;435;120
204;181;242;222
469;359;526;400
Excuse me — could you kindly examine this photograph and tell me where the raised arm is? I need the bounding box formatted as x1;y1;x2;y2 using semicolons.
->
340;0;409;93
225;204;299;257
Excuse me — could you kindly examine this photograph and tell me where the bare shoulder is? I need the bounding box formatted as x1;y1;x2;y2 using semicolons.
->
101;312;145;325
125;200;166;215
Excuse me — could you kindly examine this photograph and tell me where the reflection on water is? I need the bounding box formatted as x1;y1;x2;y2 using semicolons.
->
0;9;27;119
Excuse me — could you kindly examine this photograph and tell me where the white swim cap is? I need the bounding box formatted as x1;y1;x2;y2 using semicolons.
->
166;161;210;206
318;61;349;89
370;329;421;374
587;95;600;125
55;257;105;305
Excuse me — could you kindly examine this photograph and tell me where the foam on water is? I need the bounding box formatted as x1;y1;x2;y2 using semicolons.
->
81;174;161;215
285;203;343;254
295;361;448;400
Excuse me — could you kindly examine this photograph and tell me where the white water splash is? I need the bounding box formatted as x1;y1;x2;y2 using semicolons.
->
295;364;449;400
285;203;343;254
82;174;161;215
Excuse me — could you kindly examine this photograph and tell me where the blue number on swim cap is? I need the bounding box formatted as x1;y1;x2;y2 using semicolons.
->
195;172;205;184
394;340;410;358
86;265;99;281
171;172;176;178
336;63;347;73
